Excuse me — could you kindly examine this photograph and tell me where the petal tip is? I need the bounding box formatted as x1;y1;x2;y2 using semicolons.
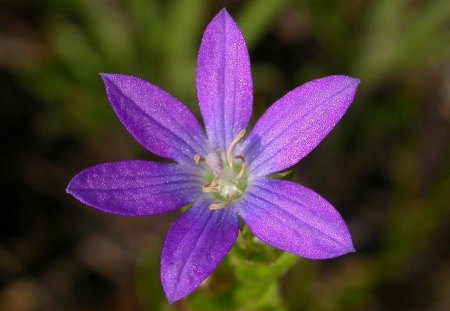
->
218;7;231;18
99;72;110;79
161;269;194;304
100;73;116;87
339;239;356;257
219;7;229;14
321;236;356;259
65;176;77;196
326;75;360;87
100;73;132;85
165;291;182;305
334;75;360;86
65;183;72;195
164;292;177;305
349;77;361;87
215;7;234;24
321;243;356;259
100;72;119;83
65;175;86;204
345;244;356;255
333;75;360;97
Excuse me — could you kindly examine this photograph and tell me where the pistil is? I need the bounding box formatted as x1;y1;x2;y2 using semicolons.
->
195;129;248;211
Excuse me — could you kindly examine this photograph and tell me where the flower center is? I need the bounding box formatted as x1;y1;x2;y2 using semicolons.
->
194;129;247;210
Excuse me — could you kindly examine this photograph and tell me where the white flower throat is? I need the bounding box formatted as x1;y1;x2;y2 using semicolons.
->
194;129;248;210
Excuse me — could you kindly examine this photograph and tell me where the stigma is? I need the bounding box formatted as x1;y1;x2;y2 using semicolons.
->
194;129;247;211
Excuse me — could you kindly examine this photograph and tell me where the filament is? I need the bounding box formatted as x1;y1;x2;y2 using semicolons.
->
209;194;235;211
202;176;220;193
234;155;247;180
227;129;246;168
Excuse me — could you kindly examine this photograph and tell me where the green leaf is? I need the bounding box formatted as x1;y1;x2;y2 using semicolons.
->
230;227;299;283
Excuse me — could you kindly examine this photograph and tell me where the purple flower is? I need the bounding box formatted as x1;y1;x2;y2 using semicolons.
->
67;9;359;303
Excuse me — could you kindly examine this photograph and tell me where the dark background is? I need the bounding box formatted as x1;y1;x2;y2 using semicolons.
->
1;0;449;310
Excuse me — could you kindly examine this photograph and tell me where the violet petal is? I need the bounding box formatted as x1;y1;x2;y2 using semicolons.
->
102;73;207;165
161;198;239;303
243;76;359;176
197;9;253;150
239;178;355;259
67;161;202;215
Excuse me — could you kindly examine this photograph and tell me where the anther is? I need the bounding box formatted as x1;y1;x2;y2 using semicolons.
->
234;155;247;180
202;176;220;193
227;129;246;168
202;186;218;193
209;194;236;211
194;154;204;165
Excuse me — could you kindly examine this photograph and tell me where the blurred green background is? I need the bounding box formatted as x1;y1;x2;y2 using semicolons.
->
1;0;449;310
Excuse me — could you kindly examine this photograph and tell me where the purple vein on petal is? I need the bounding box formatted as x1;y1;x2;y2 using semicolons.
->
67;161;202;216
196;9;253;150
106;80;198;162
244;81;354;158
243;76;359;176
170;207;212;298
239;178;354;259
244;190;344;248
102;73;208;165
161;198;238;303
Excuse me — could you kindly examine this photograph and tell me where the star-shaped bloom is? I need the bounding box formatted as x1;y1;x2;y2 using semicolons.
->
67;9;359;303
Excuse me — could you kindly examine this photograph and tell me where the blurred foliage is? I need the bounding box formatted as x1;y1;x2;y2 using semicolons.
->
1;0;449;310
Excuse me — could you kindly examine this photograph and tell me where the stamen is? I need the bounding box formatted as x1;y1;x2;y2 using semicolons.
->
194;154;204;165
209;194;236;211
209;176;220;187
202;186;218;193
234;155;247;180
202;176;220;193
227;129;246;168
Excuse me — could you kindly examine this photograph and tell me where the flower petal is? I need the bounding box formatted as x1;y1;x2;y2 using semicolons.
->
197;9;253;150
67;161;202;215
102;73;207;165
161;198;239;303
243;76;359;176
239;178;354;259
